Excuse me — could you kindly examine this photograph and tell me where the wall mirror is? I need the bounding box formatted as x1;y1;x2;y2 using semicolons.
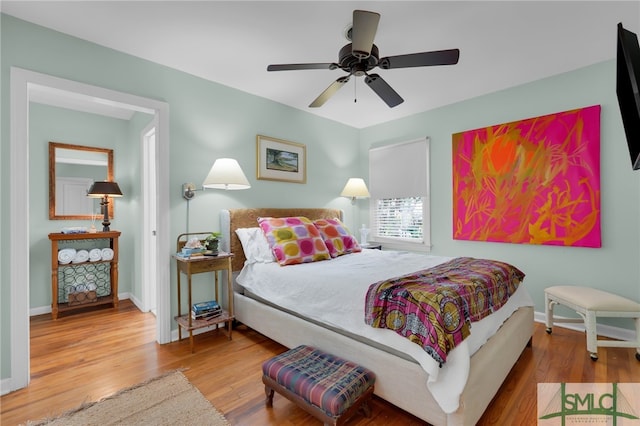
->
49;141;114;220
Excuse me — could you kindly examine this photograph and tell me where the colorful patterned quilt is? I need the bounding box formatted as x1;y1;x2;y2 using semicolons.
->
364;257;525;365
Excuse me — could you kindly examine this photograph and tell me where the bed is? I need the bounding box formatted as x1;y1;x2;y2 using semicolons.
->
221;208;534;426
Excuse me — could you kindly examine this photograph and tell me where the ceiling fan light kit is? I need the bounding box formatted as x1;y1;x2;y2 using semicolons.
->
267;9;460;108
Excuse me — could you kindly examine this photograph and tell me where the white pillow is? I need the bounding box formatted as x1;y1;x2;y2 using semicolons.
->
235;227;275;264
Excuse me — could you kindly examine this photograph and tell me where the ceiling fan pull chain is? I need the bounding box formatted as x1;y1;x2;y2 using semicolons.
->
354;78;357;103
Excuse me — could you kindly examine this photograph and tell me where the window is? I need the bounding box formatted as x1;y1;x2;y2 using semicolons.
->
369;138;430;250
375;197;423;239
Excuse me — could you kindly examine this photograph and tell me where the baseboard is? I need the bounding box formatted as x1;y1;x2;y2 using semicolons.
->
127;293;144;311
29;293;130;317
533;311;637;342
1;377;12;396
29;305;52;316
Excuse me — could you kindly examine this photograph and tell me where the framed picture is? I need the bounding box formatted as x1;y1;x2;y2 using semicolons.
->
256;135;306;184
452;104;601;248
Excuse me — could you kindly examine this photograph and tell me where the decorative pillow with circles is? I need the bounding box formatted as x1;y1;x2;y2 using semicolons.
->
313;218;362;258
257;216;331;266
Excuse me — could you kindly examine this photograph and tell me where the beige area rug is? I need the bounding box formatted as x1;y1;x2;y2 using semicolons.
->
27;370;230;426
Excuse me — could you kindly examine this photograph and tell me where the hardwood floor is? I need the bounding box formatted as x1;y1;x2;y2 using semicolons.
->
1;300;638;425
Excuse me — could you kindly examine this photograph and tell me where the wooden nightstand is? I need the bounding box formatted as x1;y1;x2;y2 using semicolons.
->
173;247;234;353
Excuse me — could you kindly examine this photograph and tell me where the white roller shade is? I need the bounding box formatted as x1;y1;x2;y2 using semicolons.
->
369;138;428;199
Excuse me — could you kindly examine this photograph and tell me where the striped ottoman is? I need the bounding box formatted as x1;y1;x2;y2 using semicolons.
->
262;345;375;426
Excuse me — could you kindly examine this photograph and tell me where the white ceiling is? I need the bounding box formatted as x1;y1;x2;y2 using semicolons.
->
3;1;639;128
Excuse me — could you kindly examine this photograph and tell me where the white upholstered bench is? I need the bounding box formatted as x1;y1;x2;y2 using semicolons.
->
544;286;640;361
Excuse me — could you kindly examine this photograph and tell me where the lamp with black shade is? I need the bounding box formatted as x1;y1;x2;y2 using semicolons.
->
87;181;123;232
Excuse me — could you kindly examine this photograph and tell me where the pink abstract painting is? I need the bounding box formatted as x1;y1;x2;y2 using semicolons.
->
452;105;601;247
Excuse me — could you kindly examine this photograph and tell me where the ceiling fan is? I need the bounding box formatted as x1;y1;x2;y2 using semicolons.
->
267;10;460;108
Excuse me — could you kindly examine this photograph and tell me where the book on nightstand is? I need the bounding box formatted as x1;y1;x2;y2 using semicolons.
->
191;300;222;320
191;309;222;320
192;300;220;312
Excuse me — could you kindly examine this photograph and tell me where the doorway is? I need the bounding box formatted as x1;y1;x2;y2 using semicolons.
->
8;67;171;392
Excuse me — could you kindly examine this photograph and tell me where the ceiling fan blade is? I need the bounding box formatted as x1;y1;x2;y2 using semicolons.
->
267;63;337;71
364;73;404;108
379;49;460;69
309;76;350;108
352;10;380;59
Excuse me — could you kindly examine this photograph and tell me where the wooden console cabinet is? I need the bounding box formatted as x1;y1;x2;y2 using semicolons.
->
48;231;120;319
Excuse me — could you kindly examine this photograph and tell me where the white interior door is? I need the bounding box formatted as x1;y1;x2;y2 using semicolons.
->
142;124;157;314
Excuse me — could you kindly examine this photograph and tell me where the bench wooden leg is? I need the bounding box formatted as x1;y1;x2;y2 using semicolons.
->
264;384;274;407
359;401;371;418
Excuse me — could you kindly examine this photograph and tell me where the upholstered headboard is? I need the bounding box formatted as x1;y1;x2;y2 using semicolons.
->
221;208;343;272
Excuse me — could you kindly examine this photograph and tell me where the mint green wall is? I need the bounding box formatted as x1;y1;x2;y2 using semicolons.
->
360;61;640;324
1;14;360;379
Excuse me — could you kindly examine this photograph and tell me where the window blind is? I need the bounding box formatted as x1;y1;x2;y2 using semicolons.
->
375;197;424;240
369;137;430;249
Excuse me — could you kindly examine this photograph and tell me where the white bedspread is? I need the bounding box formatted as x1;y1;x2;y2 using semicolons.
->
236;249;534;413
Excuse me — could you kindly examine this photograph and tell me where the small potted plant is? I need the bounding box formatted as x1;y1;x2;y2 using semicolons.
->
204;232;222;255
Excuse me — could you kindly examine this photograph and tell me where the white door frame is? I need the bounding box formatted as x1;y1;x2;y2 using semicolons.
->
8;67;171;392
